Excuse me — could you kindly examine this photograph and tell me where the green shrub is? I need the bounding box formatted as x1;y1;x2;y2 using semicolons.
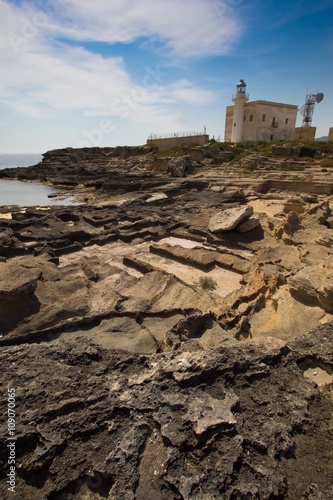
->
203;149;214;158
299;156;316;162
276;164;305;171
208;140;232;150
157;147;183;157
228;152;250;164
199;276;217;291
239;140;267;150
212;156;223;165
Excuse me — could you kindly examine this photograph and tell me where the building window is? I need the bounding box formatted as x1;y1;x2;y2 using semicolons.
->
285;118;289;124
250;114;253;122
244;115;246;121
270;134;274;141
234;123;236;127
262;114;266;122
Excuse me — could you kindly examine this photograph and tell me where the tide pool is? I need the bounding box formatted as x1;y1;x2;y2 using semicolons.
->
0;179;77;207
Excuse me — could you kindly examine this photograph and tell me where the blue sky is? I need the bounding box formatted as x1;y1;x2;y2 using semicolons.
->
0;0;332;152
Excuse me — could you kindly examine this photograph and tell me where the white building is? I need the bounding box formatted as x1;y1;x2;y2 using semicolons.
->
224;80;298;143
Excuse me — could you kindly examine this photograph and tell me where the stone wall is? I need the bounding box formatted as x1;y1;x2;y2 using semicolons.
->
224;106;234;142
328;128;333;142
294;127;316;142
242;101;297;142
147;134;209;152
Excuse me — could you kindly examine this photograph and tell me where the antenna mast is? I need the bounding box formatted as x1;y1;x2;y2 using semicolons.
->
300;92;324;127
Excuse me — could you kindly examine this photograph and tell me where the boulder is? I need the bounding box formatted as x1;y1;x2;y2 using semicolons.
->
236;217;260;233
208;205;253;233
167;156;192;177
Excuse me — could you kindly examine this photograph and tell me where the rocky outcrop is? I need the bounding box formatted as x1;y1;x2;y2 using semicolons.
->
1;144;333;498
1;324;333;499
0;229;25;257
290;261;333;313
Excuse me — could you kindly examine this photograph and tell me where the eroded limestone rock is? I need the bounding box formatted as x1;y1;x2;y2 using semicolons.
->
290;263;333;313
208;205;253;233
236;217;261;233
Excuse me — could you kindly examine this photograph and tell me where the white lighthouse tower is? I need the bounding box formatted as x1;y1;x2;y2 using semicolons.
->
231;79;249;143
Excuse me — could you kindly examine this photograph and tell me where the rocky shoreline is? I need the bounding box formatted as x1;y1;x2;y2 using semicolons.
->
1;143;333;498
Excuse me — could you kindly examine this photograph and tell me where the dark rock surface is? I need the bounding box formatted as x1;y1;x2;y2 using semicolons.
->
0;324;333;499
0;146;192;194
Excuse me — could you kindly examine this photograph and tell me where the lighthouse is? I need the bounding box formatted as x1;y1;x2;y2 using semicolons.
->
231;79;249;143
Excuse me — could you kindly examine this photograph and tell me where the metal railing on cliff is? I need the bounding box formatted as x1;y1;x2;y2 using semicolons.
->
148;131;206;140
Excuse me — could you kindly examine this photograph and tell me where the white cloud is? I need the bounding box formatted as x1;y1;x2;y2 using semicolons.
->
170;80;215;104
0;0;222;114
0;0;242;150
46;0;242;58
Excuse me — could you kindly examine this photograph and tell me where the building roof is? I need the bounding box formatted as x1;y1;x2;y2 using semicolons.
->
227;100;298;110
247;100;298;109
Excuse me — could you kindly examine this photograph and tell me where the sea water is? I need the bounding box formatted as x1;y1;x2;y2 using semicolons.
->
0;153;43;170
0;153;77;207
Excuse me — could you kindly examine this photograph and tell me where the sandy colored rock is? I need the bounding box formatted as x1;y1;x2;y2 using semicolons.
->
208;205;253;232
236;217;260;233
289;264;333;313
146;192;168;203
